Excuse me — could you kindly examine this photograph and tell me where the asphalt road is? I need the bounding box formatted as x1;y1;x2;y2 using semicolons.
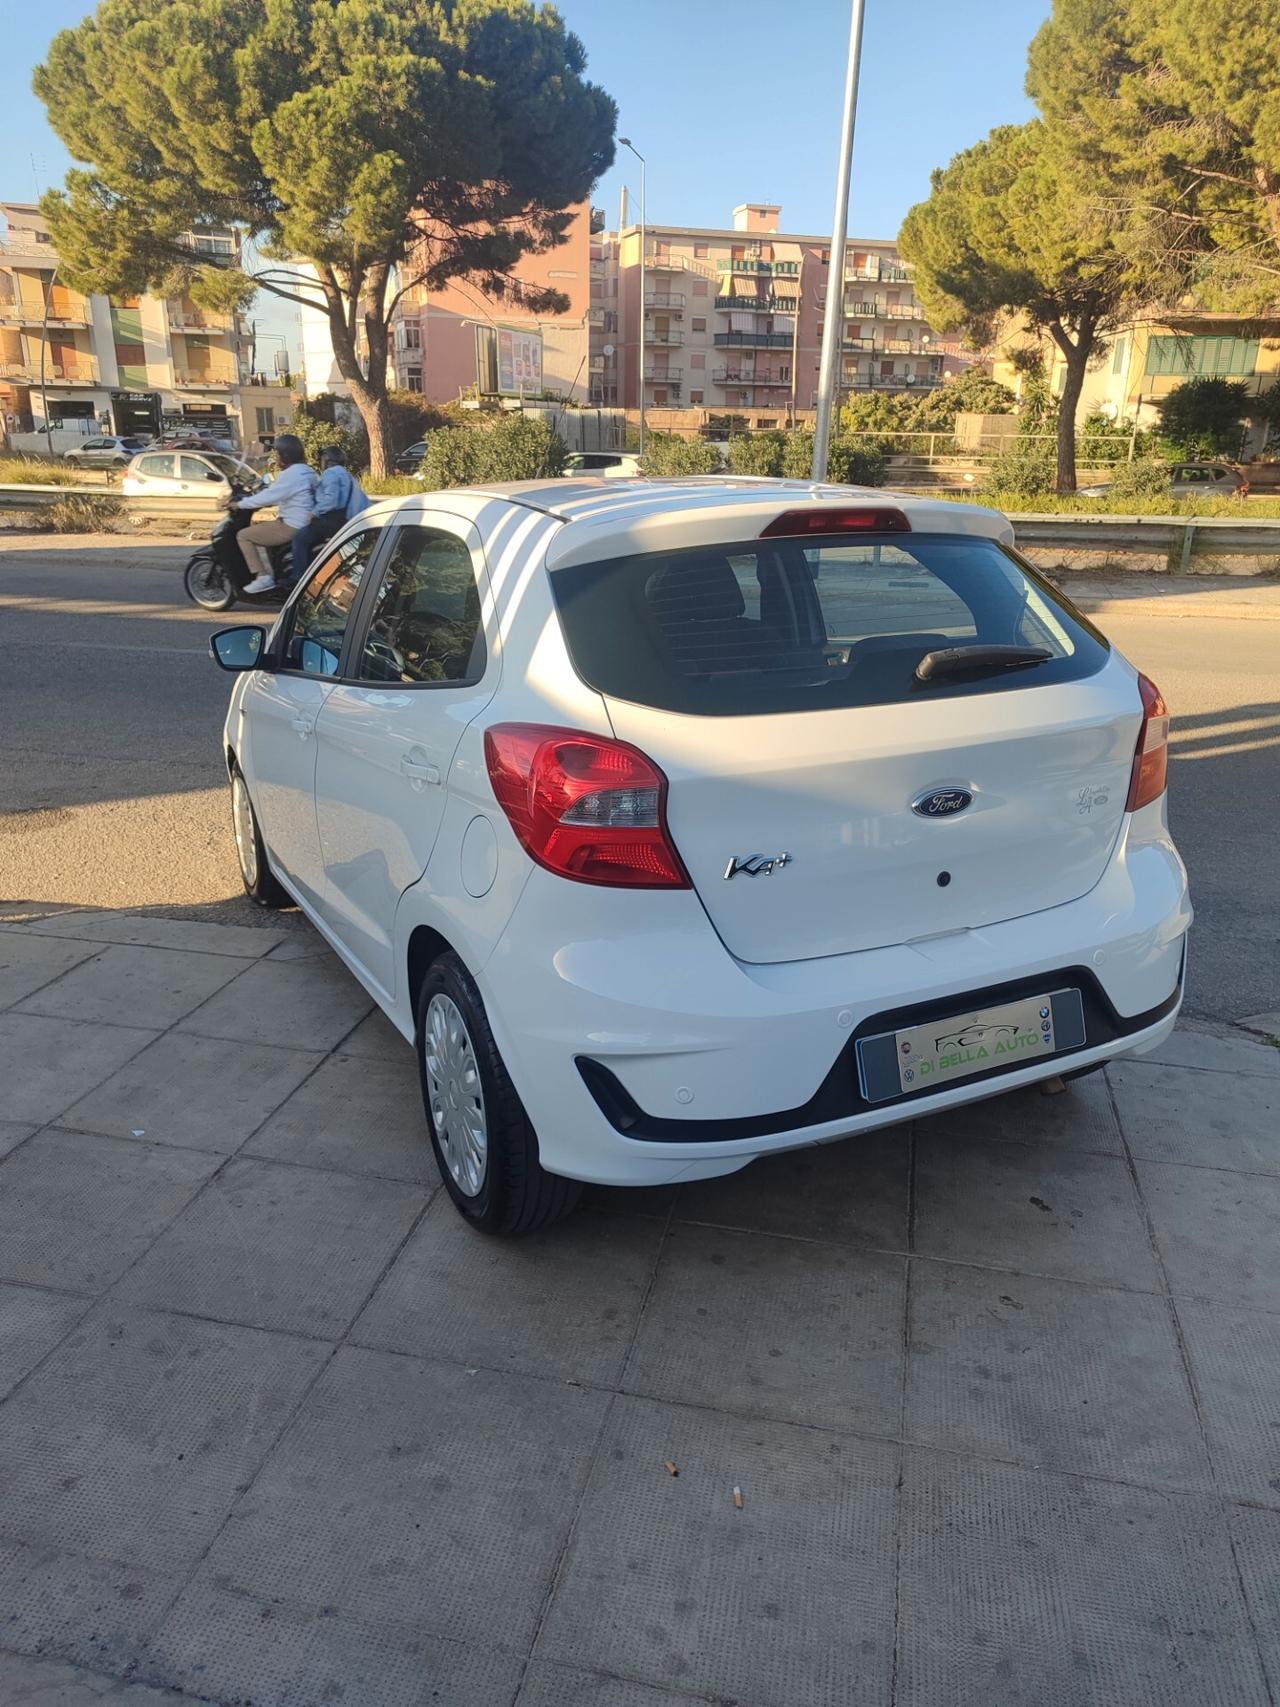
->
1;533;1275;1019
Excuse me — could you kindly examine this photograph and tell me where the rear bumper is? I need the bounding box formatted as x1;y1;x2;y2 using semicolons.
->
479;807;1190;1186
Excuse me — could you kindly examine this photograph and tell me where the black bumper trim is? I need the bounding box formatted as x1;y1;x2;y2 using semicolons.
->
576;953;1185;1144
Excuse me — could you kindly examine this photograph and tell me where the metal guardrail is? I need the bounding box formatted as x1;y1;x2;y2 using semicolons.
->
1007;513;1280;571
0;482;224;519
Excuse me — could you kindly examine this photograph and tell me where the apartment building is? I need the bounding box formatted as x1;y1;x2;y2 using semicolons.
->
0;202;292;449
298;204;594;408
588;201;969;416
994;313;1280;449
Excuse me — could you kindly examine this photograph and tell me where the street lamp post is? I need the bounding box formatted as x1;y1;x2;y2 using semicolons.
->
39;263;59;457
812;0;868;482
619;137;646;457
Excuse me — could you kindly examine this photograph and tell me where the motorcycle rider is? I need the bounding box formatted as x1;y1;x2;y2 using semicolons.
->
289;445;369;583
235;434;317;595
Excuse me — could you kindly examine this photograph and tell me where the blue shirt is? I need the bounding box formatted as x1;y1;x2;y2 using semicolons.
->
315;464;367;518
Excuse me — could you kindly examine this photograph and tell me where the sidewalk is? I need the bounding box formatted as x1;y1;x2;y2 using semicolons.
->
1057;572;1280;621
2;912;1279;1706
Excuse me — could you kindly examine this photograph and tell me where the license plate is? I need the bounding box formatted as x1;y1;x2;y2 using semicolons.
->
856;989;1085;1103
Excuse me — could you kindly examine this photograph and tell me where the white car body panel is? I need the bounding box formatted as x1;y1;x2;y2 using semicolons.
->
222;477;1190;1187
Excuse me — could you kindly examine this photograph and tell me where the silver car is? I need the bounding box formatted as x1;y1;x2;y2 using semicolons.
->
121;448;259;499
1078;461;1248;499
63;434;149;468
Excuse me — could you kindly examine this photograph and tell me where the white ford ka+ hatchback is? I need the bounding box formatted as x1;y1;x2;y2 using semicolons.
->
210;477;1190;1234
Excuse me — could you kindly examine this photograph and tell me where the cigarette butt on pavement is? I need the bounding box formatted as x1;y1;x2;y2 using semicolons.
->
733;1486;744;1510
663;1460;679;1477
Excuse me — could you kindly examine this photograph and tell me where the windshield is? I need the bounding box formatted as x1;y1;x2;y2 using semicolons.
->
207;453;250;481
551;532;1109;717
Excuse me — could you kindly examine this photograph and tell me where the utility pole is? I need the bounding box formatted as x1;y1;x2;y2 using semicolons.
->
619;138;646;457
812;0;867;482
39;264;58;458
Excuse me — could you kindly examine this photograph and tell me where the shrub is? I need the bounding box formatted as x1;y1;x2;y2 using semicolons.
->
1098;454;1173;502
983;438;1057;502
419;413;566;489
1156;377;1251;458
825;436;887;487
839;393;911;437
641;432;724;476
904;370;1016;431
727;430;786;476
292;398;367;471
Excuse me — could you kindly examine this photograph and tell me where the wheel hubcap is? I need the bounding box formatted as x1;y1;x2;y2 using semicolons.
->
232;775;258;888
423;994;487;1196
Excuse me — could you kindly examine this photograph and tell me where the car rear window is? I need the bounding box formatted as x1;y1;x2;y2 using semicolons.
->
551;532;1109;716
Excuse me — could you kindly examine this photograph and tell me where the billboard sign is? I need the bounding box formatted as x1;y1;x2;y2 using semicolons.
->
495;328;543;396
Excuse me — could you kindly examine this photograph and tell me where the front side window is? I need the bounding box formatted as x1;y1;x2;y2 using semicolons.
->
552;532;1108;717
357;525;486;686
137;454;176;478
181;455;222;482
281;528;382;676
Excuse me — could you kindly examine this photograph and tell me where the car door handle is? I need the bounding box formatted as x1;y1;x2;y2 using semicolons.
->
290;715;314;739
401;756;441;786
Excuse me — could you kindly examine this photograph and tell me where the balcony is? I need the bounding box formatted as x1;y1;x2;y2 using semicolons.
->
713;331;793;349
843;337;878;352
0;355;101;384
0;300;92;326
715;257;801;277
885;304;924;320
715;295;798;314
645;291;685;309
841;372;942;391
713;369;790;387
844;300;879;317
168;310;233;333
645;247;715;278
883;339;916;353
644;368;683;387
646;327;684;346
846;262;880;280
174;369;239;389
881;266;910;282
0;236;58;265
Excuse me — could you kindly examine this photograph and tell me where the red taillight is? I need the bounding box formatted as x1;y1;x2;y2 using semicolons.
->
759;507;911;537
1126;673;1170;812
483;724;690;889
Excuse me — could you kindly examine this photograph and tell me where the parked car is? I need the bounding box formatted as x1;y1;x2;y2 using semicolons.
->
561;450;643;479
394;439;429;474
121;448;260;499
1078;461;1249;499
159;431;236;453
210;478;1189;1234
63;434;150;468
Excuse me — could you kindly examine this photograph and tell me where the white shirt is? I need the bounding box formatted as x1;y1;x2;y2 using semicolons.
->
238;462;317;529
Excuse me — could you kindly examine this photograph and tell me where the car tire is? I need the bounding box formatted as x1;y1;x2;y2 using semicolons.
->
230;763;291;908
415;952;582;1236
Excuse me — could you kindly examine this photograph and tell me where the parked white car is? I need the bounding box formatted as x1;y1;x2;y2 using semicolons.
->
211;477;1190;1234
122;448;259;499
561;450;642;479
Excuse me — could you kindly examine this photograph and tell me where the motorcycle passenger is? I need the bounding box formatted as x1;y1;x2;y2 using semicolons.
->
290;445;369;584
235;434;317;595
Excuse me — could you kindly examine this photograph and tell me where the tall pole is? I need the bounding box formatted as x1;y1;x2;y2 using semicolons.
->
620;137;646;456
811;0;867;482
39;263;58;458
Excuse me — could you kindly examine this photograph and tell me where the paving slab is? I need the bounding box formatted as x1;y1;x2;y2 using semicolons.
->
918;1070;1124;1155
0;1535;179;1680
16;945;254;1032
0;1305;329;1574
1135;1022;1280;1078
0;1129;219;1294
1176;1297;1280;1506
244;1051;434;1183
0;1119;36;1161
1237;1010;1280;1044
333;1005;410;1061
353;1197;664;1385
12;912;292;959
0;1284;91;1402
537;1394;898;1707
176;956;372;1051
0;934;99;1010
0;1650;213;1706
110;1156;428;1338
897;1447;1270;1707
1109;1060;1280;1173
672;1129;909;1249
624;1222;904;1434
1228;1507;1280;1697
1138;1159;1280;1311
59;1032;325;1155
906;1261;1211;1491
166;1345;608;1652
913;1133;1160;1290
142;1581;522;1707
0;1014;159;1126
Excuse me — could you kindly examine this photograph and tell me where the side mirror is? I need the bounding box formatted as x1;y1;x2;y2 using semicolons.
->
210;627;267;672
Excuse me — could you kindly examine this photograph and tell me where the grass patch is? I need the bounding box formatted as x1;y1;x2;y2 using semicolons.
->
364;474;422;498
911;490;1280;519
0;456;82;488
44;495;125;533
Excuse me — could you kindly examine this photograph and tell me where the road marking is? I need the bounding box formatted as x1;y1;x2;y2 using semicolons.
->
2;637;203;656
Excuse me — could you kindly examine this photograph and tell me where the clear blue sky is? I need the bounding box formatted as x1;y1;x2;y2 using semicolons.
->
0;0;1047;354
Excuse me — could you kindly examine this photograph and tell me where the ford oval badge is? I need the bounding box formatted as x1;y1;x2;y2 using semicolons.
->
911;788;973;818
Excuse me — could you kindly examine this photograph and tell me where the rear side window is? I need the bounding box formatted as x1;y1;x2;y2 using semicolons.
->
551;532;1109;716
137;454;175;478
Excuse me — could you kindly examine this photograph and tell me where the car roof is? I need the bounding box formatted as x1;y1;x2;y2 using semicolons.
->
365;475;1015;568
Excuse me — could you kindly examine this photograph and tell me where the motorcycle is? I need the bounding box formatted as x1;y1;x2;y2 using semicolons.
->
184;482;296;612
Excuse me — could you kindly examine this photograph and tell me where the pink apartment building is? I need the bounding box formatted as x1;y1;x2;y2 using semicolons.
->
589;201;970;416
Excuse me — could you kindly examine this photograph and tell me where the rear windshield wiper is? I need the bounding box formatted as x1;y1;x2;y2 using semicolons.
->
915;644;1053;683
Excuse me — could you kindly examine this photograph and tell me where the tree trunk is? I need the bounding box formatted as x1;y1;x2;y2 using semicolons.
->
1053;341;1092;495
317;263;396;479
351;388;394;480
